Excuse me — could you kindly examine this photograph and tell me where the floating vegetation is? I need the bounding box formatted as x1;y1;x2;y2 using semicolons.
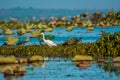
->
0;32;120;57
30;30;41;37
0;55;18;64
4;28;13;35
17;28;26;35
45;28;53;32
5;36;18;45
87;27;94;32
0;9;119;30
63;38;80;45
0;31;119;58
72;55;93;61
66;26;73;32
29;55;44;62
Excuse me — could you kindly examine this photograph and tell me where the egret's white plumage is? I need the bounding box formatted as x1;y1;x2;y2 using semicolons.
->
41;33;57;46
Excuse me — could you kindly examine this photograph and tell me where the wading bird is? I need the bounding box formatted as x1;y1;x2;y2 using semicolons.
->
41;33;57;46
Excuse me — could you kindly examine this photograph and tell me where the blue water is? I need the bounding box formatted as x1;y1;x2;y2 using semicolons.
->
0;26;120;46
0;58;120;80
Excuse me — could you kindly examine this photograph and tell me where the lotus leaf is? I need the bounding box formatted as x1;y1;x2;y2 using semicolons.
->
72;55;93;65
42;25;48;29
73;23;78;27
26;23;35;29
17;28;26;35
87;27;94;32
5;36;18;45
45;28;53;32
26;29;32;33
37;23;43;29
72;55;93;61
0;55;18;64
30;30;41;37
29;55;44;62
66;27;72;32
82;22;87;27
19;58;28;63
4;28;13;35
37;23;48;29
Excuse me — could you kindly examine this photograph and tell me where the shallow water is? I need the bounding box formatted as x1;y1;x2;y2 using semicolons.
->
0;58;120;80
0;26;120;46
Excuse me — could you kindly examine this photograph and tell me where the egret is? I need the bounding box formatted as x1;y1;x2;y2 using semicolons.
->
41;33;57;46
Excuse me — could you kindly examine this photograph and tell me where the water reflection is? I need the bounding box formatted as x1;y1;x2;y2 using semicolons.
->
0;58;120;80
0;64;26;80
75;61;93;69
97;57;120;76
0;61;45;80
98;61;120;76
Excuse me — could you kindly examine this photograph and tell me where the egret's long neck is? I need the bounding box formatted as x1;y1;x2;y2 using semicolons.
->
42;34;46;41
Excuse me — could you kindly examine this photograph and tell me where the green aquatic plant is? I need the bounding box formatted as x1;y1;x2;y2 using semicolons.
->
0;55;18;64
95;31;120;57
17;28;26;35
0;9;120;29
4;28;13;35
45;28;53;32
29;55;44;62
5;36;18;46
66;26;73;32
72;55;93;61
0;31;120;58
64;38;79;45
87;27;94;32
90;12;102;26
72;55;93;65
30;29;41;37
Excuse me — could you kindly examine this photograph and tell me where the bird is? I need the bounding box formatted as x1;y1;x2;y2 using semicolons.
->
41;33;57;46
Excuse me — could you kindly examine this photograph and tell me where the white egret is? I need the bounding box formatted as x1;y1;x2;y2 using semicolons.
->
41;33;57;46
